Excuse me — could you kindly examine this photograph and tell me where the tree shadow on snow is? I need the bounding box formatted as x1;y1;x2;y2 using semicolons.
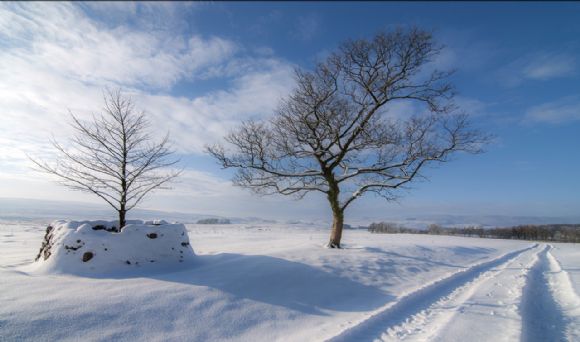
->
448;246;495;256
363;246;496;269
151;253;391;316
363;247;465;269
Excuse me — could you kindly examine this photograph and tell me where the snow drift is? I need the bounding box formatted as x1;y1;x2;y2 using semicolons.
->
32;220;195;276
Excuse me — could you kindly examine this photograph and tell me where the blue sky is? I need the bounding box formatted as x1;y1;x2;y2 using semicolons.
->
0;2;578;221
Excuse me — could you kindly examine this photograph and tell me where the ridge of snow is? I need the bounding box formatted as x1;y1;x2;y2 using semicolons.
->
545;246;580;340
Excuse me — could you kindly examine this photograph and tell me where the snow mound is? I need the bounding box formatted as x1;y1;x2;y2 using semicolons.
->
32;220;195;276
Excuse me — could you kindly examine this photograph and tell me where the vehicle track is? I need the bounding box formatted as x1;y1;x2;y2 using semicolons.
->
544;246;580;340
520;245;567;342
326;244;538;342
395;242;541;341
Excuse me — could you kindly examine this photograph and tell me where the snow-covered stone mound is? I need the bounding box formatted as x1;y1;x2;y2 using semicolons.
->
33;220;195;276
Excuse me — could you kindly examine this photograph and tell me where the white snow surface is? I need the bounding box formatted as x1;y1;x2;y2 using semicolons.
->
0;221;579;341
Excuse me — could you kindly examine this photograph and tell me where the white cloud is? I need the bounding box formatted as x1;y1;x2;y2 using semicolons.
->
79;2;199;33
0;3;295;157
0;3;238;90
0;1;297;213
436;29;502;72
525;96;580;124
522;54;576;80
135;62;295;153
453;97;488;117
498;52;576;86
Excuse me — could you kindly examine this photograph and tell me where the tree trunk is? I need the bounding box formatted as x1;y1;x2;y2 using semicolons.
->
118;207;126;232
328;210;344;248
326;176;344;248
120;119;127;232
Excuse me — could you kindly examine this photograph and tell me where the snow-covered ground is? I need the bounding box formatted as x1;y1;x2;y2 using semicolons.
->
1;220;578;341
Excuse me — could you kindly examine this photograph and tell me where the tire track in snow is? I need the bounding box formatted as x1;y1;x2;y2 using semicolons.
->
546;247;580;340
326;244;538;342
386;242;541;342
521;245;580;342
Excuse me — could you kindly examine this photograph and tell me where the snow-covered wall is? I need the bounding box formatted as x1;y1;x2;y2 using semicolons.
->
33;220;195;276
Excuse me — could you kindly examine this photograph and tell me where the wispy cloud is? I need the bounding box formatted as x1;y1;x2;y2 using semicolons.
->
525;96;580;124
291;13;321;41
78;2;199;33
0;3;237;90
521;54;576;80
498;52;576;87
0;2;296;180
453;97;488;117
135;63;295;153
0;1;297;220
249;10;283;37
434;28;502;72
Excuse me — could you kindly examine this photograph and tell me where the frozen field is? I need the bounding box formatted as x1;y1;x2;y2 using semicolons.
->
1;220;579;341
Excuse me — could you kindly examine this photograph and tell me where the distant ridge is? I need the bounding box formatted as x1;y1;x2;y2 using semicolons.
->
0;197;259;224
0;197;578;228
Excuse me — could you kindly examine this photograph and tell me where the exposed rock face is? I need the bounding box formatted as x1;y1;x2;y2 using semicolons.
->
35;225;54;261
82;252;94;262
33;220;195;275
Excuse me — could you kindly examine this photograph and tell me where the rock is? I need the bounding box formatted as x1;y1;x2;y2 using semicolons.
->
92;224;118;232
82;252;94;262
64;243;83;251
35;225;55;261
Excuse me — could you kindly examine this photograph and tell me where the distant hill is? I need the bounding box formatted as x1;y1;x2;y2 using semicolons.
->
0;197;244;224
0;197;578;228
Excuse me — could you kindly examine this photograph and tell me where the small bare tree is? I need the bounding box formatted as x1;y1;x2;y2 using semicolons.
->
30;90;180;229
208;28;487;248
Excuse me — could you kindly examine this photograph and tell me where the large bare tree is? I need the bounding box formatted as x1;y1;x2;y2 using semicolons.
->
208;28;487;248
30;90;180;229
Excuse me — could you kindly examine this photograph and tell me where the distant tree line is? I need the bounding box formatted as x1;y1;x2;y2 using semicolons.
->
196;218;231;225
368;222;424;234
368;222;580;243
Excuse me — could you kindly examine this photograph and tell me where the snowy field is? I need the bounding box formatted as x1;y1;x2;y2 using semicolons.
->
1;220;579;341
